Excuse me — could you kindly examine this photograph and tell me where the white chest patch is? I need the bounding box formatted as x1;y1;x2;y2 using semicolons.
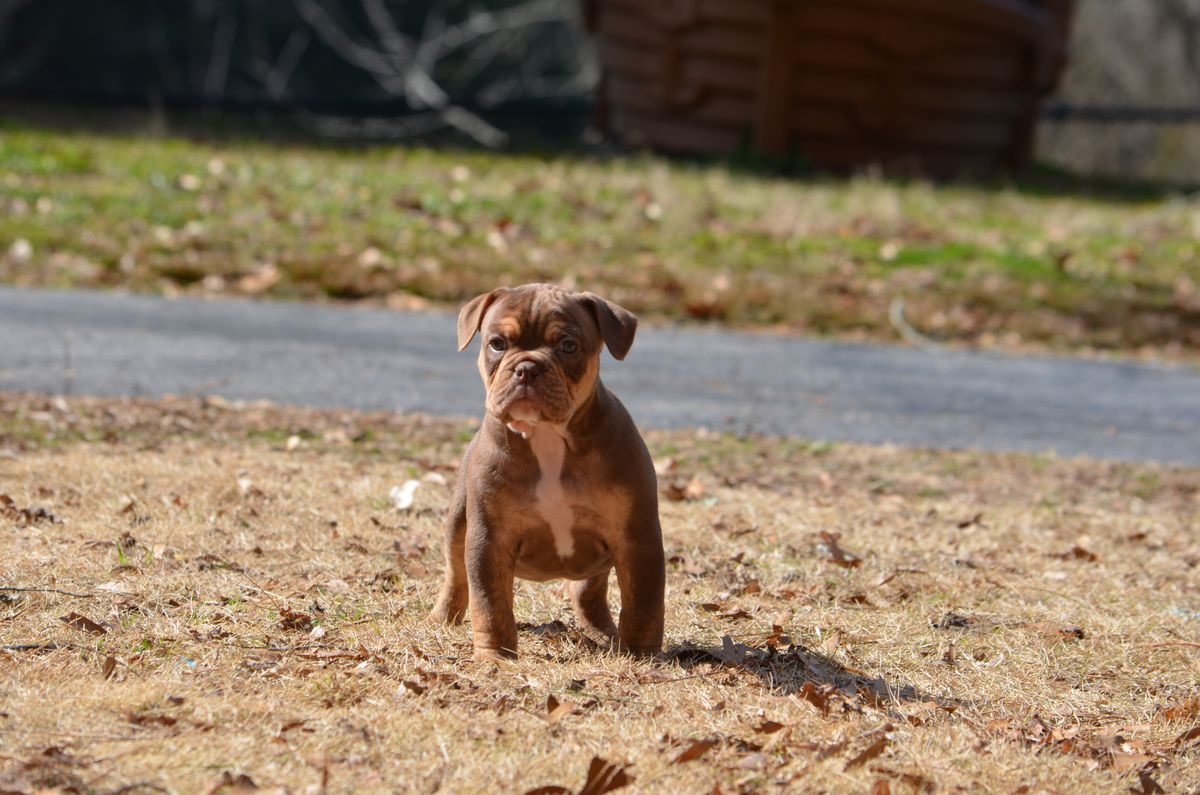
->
527;424;575;558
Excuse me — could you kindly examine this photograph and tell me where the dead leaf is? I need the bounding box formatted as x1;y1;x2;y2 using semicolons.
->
868;766;937;794
933;612;975;630
817;531;862;568
1129;770;1166;795
126;711;177;728
399;680;426;697
1161;698;1200;723
797;681;832;715
754;720;785;734
765;625;792;649
60;612;106;635
1;493;61;525
101;656;117;680
546;694;576;725
664;476;705;502
672;738;719;764
1022;621;1085;641
578;756;634;795
1174;724;1200;750
278;609;313;632
1053;545;1098;563
955;513;983;529
845;737;889;770
870;781;892;795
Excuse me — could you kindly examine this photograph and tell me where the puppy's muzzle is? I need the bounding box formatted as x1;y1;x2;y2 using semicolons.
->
513;360;542;384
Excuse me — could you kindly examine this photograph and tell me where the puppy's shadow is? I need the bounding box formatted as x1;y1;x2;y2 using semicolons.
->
664;634;971;714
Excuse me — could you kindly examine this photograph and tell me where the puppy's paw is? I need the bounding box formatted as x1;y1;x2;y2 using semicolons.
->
617;643;662;659
472;646;518;662
430;591;467;625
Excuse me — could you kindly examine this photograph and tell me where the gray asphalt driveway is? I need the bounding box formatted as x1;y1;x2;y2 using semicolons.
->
1;287;1197;464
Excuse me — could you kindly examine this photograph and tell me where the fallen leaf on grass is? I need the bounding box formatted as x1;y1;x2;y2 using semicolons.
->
59;612;106;635
1;493;61;525
1161;698;1200;723
796;682;833;715
578;758;633;792
869;766;937;794
1129;770;1166;795
278;609;313;632
1174;725;1200;750
933;612;976;630
955;512;984;529
525;756;633;795
754;720;786;734
817;531;862;568
126;711;178;728
870;781;891;795
101;656;117;680
398;680;426;697
672;738;719;764
1021;622;1085;641
664;476;705;502
1052;545;1099;563
546;694;577;725
765;625;792;649
845;737;889;770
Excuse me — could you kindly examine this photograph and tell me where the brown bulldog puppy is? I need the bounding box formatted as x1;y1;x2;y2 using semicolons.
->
430;284;665;661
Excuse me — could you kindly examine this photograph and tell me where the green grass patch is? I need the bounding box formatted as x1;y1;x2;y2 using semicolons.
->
2;123;1199;362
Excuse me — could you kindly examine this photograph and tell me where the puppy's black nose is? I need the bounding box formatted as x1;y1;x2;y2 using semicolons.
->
513;361;541;383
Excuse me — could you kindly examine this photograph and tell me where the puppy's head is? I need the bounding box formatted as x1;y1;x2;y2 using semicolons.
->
456;284;637;430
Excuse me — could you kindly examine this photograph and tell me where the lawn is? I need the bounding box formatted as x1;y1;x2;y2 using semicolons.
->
1;394;1197;793
2;121;1199;365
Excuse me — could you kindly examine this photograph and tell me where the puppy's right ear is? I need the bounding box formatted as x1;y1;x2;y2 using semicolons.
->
457;288;507;351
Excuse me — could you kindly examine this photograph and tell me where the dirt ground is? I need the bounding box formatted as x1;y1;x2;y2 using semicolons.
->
1;394;1197;794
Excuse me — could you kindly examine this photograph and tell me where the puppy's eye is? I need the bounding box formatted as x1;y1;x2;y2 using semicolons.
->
559;338;579;354
488;337;508;353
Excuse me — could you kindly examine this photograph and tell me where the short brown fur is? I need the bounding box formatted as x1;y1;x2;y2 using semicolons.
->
431;284;665;660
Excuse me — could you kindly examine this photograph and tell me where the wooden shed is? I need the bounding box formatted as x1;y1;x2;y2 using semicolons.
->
588;0;1075;177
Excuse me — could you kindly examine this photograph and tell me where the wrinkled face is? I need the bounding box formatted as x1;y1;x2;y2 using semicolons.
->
478;289;602;427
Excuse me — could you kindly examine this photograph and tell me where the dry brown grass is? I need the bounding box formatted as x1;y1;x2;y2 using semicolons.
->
1;394;1198;794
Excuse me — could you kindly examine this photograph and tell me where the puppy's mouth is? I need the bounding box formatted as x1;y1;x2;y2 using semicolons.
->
491;382;568;436
504;398;542;437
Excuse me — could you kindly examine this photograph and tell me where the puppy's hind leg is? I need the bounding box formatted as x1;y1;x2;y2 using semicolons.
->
570;571;618;646
431;469;469;624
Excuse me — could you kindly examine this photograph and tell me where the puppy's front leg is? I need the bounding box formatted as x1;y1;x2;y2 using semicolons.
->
614;522;665;657
465;514;519;660
430;468;469;624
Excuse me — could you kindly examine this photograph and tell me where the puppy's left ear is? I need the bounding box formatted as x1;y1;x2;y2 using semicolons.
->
578;293;638;360
457;288;507;350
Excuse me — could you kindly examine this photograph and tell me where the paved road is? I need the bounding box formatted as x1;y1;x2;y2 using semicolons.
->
0;287;1196;464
